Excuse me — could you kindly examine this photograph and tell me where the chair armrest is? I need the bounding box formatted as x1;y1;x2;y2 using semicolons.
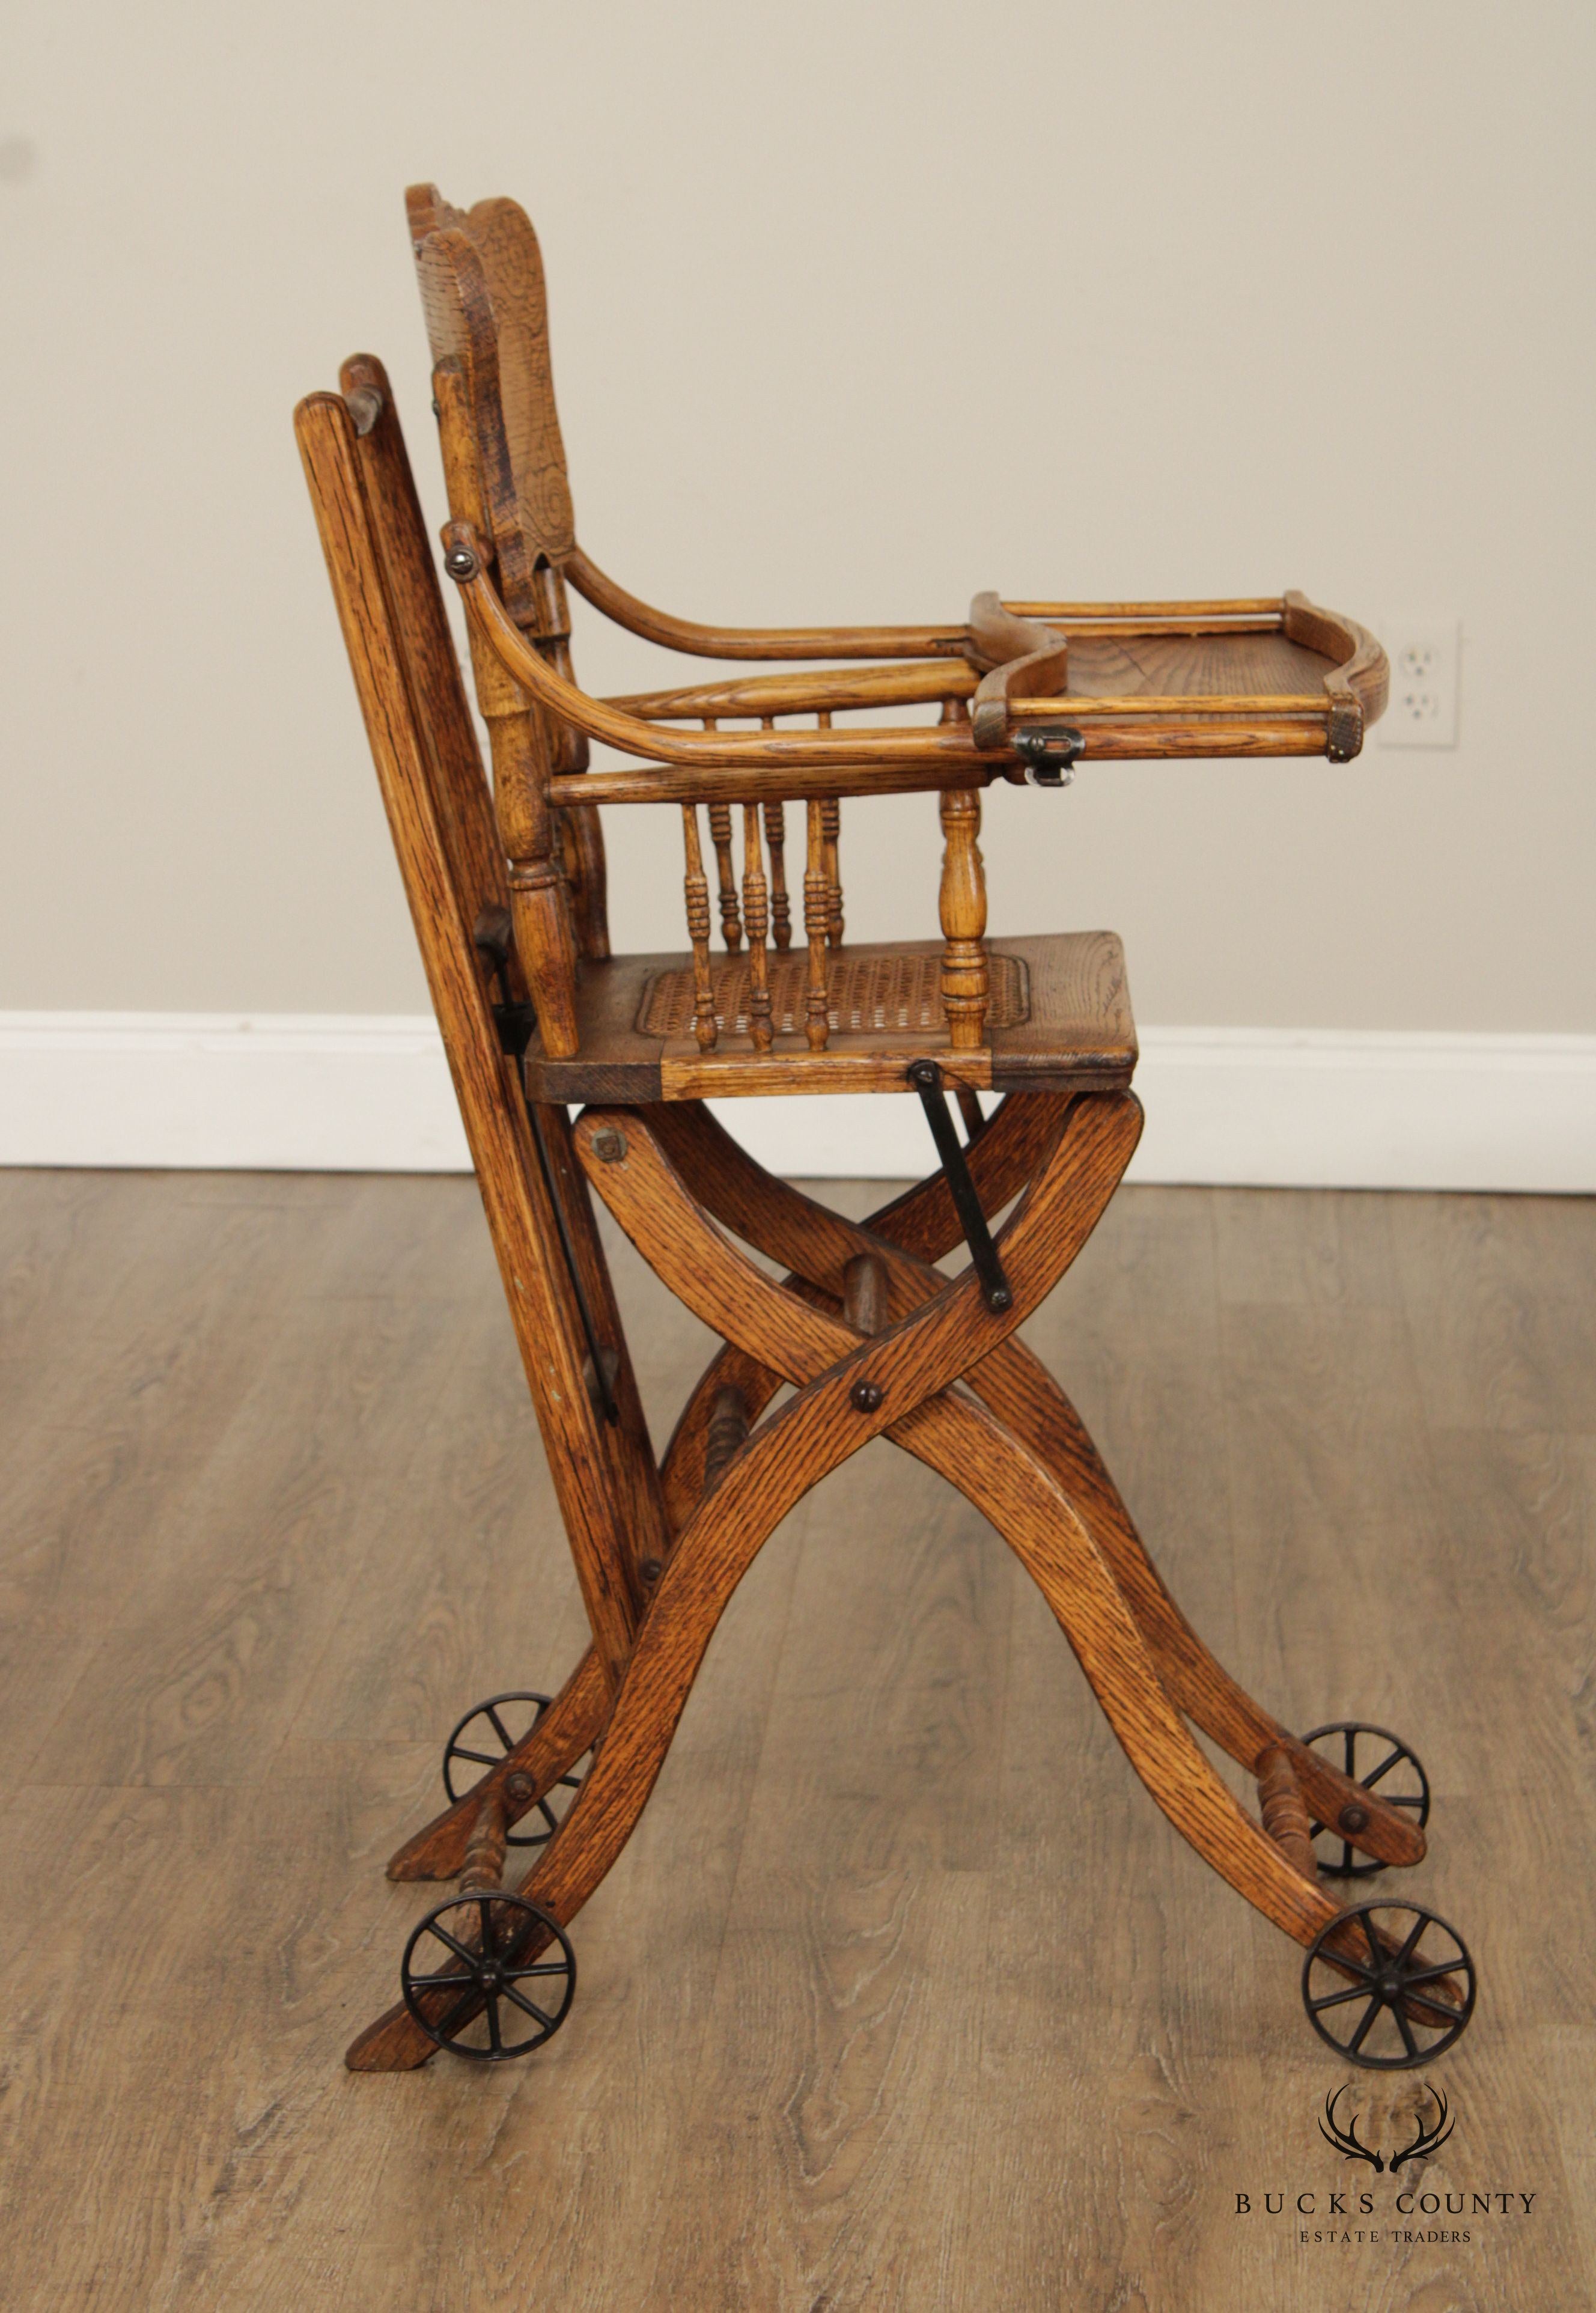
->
446;525;1001;800
602;662;978;721
565;546;970;663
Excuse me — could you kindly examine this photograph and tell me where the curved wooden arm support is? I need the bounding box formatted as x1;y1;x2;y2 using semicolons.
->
454;532;1387;787
565;544;970;662
603;660;978;722
448;525;1002;785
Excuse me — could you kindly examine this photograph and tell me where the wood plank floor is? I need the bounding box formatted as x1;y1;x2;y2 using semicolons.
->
0;1165;1591;2311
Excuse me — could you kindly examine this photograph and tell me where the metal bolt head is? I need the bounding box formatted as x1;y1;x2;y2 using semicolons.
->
641;1556;663;1583
590;1126;627;1165
850;1379;885;1415
504;1772;534;1805
444;543;478;581
1338;1802;1371;1835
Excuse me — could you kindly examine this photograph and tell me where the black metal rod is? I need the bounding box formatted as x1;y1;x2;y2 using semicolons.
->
907;1060;1012;1313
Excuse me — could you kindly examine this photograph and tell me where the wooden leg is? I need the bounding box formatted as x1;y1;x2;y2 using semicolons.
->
347;1096;1130;2071
651;1103;1424;1872
585;1103;1349;1947
895;1387;1340;1945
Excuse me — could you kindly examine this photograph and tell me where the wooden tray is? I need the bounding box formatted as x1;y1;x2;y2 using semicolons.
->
967;590;1387;765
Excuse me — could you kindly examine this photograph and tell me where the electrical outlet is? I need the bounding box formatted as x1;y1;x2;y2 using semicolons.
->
1375;618;1460;748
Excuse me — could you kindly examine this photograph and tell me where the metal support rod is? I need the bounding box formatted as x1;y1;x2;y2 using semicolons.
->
906;1059;1013;1313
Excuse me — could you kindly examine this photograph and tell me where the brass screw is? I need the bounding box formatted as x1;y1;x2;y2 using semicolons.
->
590;1127;627;1165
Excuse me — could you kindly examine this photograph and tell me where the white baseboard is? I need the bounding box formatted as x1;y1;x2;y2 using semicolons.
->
1;1012;1592;1192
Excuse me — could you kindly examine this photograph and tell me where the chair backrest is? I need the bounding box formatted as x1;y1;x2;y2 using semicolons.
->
294;361;663;1680
405;185;576;618
406;186;606;987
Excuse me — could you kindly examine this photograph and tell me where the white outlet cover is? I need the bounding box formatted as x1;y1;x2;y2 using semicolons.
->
1375;618;1460;748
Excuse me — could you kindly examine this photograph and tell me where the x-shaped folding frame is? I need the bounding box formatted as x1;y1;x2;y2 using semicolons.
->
346;1088;1460;2074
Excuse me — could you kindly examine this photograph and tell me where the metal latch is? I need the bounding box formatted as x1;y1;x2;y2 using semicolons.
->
1013;724;1085;788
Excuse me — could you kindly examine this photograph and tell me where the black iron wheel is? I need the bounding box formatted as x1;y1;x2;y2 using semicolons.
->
401;1891;576;2062
442;1690;586;1847
1301;1720;1431;1877
1303;1900;1475;2070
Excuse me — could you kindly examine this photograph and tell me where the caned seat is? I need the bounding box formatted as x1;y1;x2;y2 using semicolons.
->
290;190;1476;2088
525;931;1134;1103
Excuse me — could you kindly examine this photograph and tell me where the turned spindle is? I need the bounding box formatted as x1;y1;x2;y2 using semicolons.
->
803;799;830;1050
705;780;742;952
1255;1744;1317;1881
763;798;792;949
680;805;717;1052
740;805;773;1050
820;798;844;946
460;1790;510;1894
433;415;579;1056
938;787;990;1050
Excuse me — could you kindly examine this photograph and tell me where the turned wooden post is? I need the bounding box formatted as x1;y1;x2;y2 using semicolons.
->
459;1789;510;1894
763;799;792;950
531;558;609;963
740;803;773;1051
434;370;579;1054
478;702;579;1058
1255;1743;1317;1881
680;806;717;1052
803;800;830;1050
938;786;989;1050
820;799;844;946
706;799;743;950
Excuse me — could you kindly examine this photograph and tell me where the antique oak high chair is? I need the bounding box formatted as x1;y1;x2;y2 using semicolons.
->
293;184;1475;2076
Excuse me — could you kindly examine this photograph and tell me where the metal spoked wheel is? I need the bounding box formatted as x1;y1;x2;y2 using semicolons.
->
401;1891;576;2062
1301;1720;1431;1878
442;1690;586;1847
1303;1900;1475;2070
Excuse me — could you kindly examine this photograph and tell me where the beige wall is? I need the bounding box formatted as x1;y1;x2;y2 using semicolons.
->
4;0;1592;1031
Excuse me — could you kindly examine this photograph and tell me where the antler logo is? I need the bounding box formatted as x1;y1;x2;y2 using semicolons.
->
1318;2083;1455;2175
1319;2085;1385;2171
1390;2086;1454;2171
